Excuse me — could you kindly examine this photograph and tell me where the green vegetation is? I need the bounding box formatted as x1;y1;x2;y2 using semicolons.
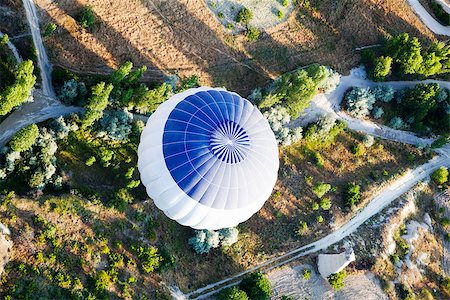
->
430;0;450;26
312;182;331;198
432;167;449;185
217;286;249;300
43;22;57;37
81;82;114;128
0;60;36;116
302;268;311;280
245;27;260;41
344;182;361;208
236;7;252;24
363;33;450;79
276;10;284;19
328;270;346;290
1;34;8;45
77;6;95;28
239;272;272;300
9;124;39;152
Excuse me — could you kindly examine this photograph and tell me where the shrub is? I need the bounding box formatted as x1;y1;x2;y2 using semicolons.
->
371;85;395;102
218;12;224;19
43;23;57;37
97;109;133;141
316;215;324;223
94;270;111;291
132;245;163;273
344;183;361;208
372;56;392;81
78;6;95;28
217;287;249;300
432;167;449;184
276;10;283;19
239;272;272;300
351;143;365;156
263;106;302;146
226;23;234;30
312;182;331;198
189;230;220;254
9;124;39;152
320;197;332;210
297;221;308;236
57;79;78;104
327;270;346;290
362;134;375;147
372;106;384;119
0;34;8;44
219;227;239;247
85;156;96;166
312;202;319;210
389;116;405;129
245;27;260;41
345;87;376;118
236;7;252;24
302;268;311;280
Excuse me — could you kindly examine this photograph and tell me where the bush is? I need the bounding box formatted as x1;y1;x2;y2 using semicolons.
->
351;143;365;156
43;23;57;37
344;183;361;208
312;202;319;210
219;227;239;247
132;245;162;273
78;6;95;28
9;124;39;152
312;182;331;198
371;85;394;103
189;230;220;254
97;109;133;141
432;167;449;184
345;87;376;118
302;268;311;280
320;197;332;210
217;287;249;300
94;270;111;291
245;27;260;41
372;56;392;81
316;215;324;223
57;79;78;104
327;270;346;290
389;116;405;129
236;7;252;24
239;272;272;300
372;106;384;119
297;221;308;236
263;106;302;146
85;156;96;166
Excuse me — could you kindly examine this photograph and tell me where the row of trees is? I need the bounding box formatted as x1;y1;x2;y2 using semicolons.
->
363;33;450;80
344;83;450;135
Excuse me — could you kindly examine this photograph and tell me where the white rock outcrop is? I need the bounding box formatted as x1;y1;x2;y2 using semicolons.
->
318;248;355;279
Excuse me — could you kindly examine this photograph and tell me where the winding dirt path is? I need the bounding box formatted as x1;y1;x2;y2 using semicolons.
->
0;32;22;63
407;0;450;36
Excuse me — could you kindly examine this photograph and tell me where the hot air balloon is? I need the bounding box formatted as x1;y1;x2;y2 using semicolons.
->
137;87;278;230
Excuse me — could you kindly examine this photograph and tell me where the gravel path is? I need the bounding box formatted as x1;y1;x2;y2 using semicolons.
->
205;0;295;30
23;0;55;97
407;0;450;36
0;31;22;63
436;0;450;14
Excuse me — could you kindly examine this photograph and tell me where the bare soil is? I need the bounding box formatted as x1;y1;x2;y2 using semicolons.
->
34;0;438;94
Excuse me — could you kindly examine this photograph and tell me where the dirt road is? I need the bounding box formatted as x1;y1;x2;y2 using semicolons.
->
408;0;450;36
0;31;22;63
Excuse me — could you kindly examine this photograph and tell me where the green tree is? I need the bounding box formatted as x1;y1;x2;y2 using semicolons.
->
78;6;95;28
302;268;311;280
328;270;346;290
245;27;260;41
399;83;439;129
94;270;111;291
344;183;361;208
312;182;331;198
111;61;133;86
372;56;392;81
81;82;113;128
432;167;449;184
0;60;36;116
43;23;57;37
217;286;249;300
239;272;272;300
1;34;9;44
320;197;332;210
9;124;39;152
236;7;252;24
385;33;423;75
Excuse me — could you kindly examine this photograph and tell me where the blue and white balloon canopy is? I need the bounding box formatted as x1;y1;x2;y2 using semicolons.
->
138;87;279;230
